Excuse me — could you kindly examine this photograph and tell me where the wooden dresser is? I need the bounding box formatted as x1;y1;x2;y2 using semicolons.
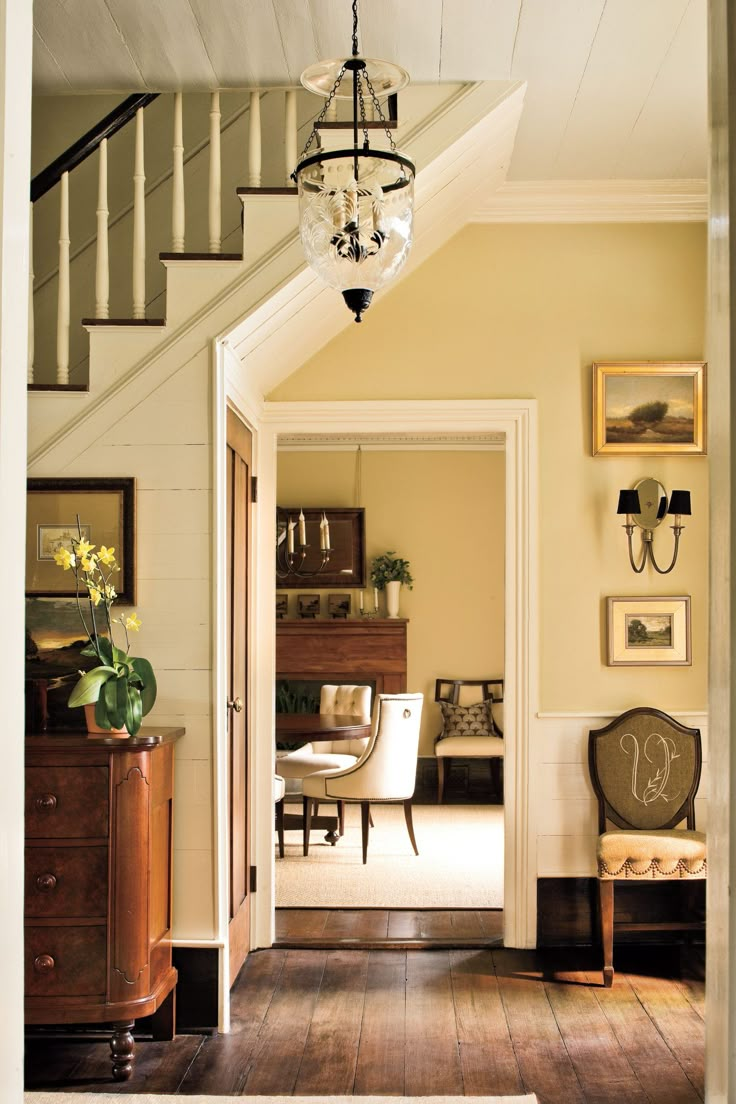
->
25;727;183;1080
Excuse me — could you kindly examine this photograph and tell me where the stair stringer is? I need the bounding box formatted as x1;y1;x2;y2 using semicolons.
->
28;80;526;474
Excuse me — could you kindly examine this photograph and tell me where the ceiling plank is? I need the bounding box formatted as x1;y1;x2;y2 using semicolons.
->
33;0;144;91
103;0;218;90
271;0;320;85
359;0;443;83
552;0;691;179
186;0;286;86
620;0;707;179
507;0;606;180
439;0;522;81
32;27;72;93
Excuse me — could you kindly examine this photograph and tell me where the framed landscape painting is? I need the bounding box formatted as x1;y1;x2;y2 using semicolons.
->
593;362;706;456
607;596;691;666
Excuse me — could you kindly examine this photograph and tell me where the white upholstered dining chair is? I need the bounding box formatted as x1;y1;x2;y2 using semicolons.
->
302;692;424;863
276;684;372;835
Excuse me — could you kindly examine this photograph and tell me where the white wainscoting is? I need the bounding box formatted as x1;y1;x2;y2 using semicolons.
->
534;711;709;878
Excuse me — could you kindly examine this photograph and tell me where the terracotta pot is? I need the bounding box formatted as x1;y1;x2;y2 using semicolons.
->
84;703;128;737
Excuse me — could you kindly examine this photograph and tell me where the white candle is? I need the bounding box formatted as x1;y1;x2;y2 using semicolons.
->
298;508;306;546
323;514;331;550
373;586;379;609
287;518;295;554
319;514;326;550
359;590;364;610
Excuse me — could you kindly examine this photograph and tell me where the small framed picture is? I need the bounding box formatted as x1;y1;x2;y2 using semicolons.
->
593;362;706;456
607;596;691;666
275;593;288;619
328;593;351;619
297;594;320;619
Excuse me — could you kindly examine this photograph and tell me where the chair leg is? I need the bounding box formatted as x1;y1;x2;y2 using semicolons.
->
369;805;374;828
303;796;314;856
403;799;419;856
275;798;285;858
338;800;345;836
437;757;447;803
599;879;614;987
360;801;370;864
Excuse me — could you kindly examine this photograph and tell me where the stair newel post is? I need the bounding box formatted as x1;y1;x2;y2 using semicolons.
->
171;92;185;253
132;107;146;320
95;137;109;319
248;91;262;188
284;89;297;185
56;171;70;385
208;91;221;254
28;202;34;383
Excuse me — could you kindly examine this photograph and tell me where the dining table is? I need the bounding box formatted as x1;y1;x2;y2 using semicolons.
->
275;712;372;845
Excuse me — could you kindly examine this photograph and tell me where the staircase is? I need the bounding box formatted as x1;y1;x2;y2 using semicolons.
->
28;79;526;469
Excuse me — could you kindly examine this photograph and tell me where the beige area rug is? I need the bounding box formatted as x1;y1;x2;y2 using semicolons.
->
26;1095;537;1103
276;803;504;908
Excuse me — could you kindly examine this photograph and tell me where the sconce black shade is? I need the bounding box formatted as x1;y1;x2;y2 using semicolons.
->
656;495;668;520
667;490;692;516
617;489;641;515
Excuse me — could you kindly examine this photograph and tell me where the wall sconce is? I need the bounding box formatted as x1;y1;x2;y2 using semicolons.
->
616;476;691;574
276;506;331;579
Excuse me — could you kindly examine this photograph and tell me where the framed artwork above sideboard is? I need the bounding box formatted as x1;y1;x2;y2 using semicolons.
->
276;506;366;589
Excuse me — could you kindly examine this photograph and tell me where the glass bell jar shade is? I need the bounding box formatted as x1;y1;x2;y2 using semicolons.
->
295;148;415;322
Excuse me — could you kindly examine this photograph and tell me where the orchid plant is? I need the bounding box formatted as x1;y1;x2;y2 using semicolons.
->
54;523;156;736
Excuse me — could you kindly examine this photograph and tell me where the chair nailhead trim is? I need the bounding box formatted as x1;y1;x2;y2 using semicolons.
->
598;856;707;878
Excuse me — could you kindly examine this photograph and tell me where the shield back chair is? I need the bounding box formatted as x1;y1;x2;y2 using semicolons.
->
434;678;504;802
588;706;706;987
302;693;424;863
276;684;371;837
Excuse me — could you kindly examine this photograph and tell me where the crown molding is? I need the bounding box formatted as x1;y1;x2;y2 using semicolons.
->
472;179;707;223
277;430;505;451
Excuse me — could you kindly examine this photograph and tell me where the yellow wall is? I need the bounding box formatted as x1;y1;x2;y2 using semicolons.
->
277;448;506;754
270;223;709;713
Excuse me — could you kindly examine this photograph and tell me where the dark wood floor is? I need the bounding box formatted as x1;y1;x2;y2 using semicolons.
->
274;907;504;946
25;944;704;1102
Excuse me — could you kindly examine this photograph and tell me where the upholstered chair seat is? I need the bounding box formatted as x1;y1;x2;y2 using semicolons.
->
435;735;505;759
277;683;372;779
276;748;358;778
302;693;423;863
597;829;707;880
433;678;504;802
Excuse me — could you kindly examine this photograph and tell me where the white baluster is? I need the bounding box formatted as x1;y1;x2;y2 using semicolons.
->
172;92;185;252
27;202;34;383
364;97;374;122
325;98;338;122
132;107;146;319
56;172;70;384
95;138;109;318
209;91;221;253
284;89;297;185
248;90;262;187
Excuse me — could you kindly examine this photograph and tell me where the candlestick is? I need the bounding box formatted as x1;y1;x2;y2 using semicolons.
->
298;508;306;547
287;518;296;554
359;590;364;611
373;586;379;611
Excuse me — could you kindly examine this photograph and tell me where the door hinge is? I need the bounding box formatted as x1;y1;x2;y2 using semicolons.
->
251;475;258;503
249;865;257;893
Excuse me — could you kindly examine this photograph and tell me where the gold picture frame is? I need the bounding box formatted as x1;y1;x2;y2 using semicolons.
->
607;596;691;666
593;361;706;456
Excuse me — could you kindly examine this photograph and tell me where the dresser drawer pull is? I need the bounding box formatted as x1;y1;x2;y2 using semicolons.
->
34;793;57;812
33;954;55;973
35;873;57;893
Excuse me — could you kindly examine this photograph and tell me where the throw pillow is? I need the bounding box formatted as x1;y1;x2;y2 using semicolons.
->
439;699;499;738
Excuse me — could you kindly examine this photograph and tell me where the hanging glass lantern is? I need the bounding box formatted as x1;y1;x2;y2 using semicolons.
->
292;1;416;323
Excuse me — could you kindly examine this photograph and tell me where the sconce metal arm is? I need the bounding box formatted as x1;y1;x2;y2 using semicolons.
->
623;523;648;574
647;525;683;575
624;523;683;575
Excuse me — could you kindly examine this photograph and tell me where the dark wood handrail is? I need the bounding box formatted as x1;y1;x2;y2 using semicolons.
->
31;93;159;203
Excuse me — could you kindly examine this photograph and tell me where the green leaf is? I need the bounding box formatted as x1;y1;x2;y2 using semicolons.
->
131;657;157;715
112;646;129;665
94;694;113;730
79;643;99;658
103;678;125;730
68;666;117;707
125;684;143;737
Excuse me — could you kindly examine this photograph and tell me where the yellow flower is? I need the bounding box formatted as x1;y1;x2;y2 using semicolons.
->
76;538;95;559
98;545;116;566
88;584;102;607
80;554;97;573
105;584;117;600
53;547;75;571
126;613;142;632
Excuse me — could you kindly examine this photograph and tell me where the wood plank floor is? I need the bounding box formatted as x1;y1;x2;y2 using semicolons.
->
274;907;504;946
25;944;704;1102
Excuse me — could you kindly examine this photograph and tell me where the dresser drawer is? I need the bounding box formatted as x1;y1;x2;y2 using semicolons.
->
25;846;108;919
26;766;109;838
25;925;106;997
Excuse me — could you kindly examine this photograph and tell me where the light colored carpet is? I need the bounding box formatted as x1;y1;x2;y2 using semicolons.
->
276;803;504;908
26;1095;537;1103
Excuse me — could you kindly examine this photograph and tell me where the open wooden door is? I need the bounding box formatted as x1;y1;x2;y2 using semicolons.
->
226;406;253;985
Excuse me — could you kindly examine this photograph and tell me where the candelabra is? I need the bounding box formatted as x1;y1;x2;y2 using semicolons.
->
276;507;331;579
617;477;691;574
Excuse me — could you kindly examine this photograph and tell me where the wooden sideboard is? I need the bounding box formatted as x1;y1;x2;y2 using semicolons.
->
276;618;407;694
25;727;183;1081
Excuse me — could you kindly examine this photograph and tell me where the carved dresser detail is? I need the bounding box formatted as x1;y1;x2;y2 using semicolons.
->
25;727;183;1080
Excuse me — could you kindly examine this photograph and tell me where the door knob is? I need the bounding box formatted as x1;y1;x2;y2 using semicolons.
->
227;697;244;713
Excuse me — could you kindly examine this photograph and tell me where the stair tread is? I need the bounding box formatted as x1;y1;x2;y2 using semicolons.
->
237;186;297;196
28;383;89;393
159;251;242;262
81;317;166;326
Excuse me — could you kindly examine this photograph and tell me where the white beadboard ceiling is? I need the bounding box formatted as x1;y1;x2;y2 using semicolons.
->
33;0;707;182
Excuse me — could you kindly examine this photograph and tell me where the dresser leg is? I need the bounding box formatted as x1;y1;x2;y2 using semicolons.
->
110;1021;135;1080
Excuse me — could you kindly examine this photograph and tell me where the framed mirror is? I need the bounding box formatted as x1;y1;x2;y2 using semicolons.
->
276;506;365;589
632;476;667;530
